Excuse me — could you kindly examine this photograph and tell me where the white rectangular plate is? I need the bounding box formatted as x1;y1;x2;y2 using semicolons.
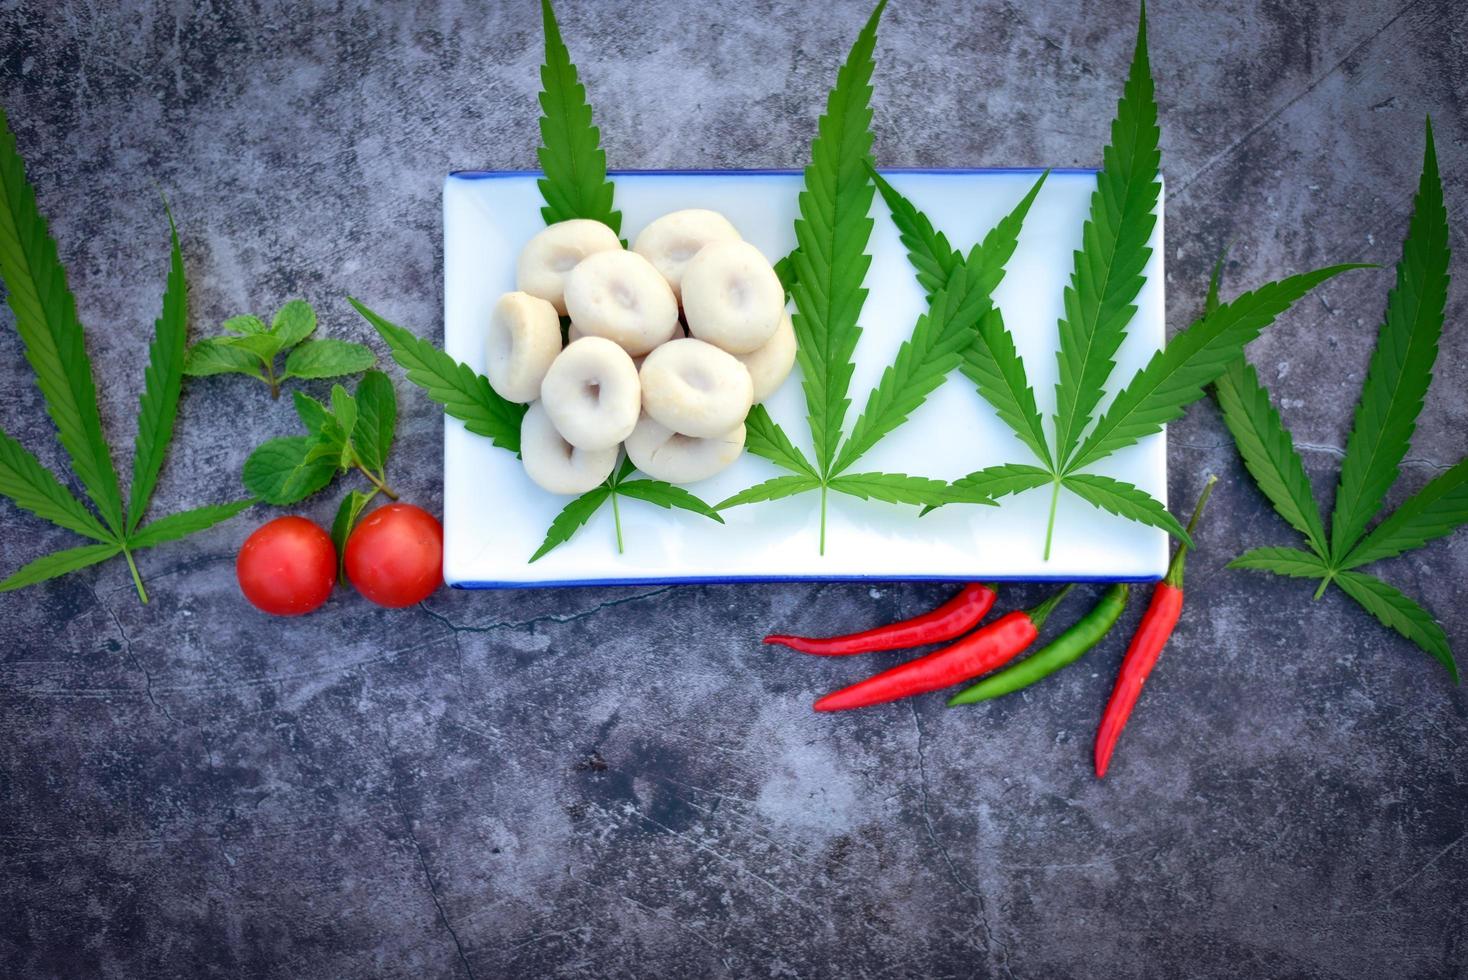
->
442;169;1167;587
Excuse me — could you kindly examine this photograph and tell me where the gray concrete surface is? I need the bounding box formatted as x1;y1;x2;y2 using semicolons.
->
2;1;1466;977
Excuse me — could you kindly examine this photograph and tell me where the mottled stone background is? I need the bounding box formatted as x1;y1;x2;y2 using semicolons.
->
1;1;1465;977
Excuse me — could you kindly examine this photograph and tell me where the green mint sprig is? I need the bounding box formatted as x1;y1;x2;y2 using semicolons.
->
242;367;400;577
878;4;1361;559
1218;119;1460;681
184;298;374;399
243;369;398;506
717;1;1017;553
0;107;250;602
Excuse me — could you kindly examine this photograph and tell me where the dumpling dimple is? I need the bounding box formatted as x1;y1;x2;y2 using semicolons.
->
516;219;622;314
539;336;641;450
520;400;618;495
563;250;680;356
680;240;784;354
638;338;753;439
484;292;562;404
631;209;742;301
625;414;745;484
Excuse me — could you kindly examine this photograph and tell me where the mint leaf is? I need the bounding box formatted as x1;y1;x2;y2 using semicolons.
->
243;436;336;505
184;338;264;379
270;299;317;347
330;489;377;582
293;391;337;439
351;370;397;475
223;314;268;335
282;339;375;381
228;332;285;362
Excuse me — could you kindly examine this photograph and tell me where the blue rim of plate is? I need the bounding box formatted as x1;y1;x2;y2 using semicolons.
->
445;164;1158;590
449;166;1100;179
452;573;1159;591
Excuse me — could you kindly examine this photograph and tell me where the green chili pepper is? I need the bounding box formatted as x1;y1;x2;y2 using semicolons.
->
947;583;1130;706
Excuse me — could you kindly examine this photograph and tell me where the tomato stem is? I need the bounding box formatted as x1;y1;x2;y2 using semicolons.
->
355;463;399;501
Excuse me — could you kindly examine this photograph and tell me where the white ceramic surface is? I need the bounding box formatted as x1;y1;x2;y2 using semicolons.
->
442;169;1168;587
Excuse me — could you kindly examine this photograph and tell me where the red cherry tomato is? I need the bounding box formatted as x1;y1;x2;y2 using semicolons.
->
344;503;444;608
236;516;336;616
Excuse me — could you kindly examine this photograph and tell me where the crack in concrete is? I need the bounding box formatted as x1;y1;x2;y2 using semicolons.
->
909;702;1013;980
387;777;475;979
416;586;676;636
90;583;176;725
1174;0;1427;197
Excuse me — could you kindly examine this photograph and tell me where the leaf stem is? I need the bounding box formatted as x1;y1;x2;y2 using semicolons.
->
259;356;281;400
610;491;624;554
354;462;398;500
1042;478;1062;561
819;482;828;556
1313;573;1333;600
122;547;148;604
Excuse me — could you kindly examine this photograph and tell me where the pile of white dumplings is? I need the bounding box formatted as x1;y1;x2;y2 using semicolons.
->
485;210;795;494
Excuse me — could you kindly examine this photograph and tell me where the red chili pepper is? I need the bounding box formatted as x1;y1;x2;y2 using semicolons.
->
765;583;998;656
1094;477;1217;778
812;585;1072;712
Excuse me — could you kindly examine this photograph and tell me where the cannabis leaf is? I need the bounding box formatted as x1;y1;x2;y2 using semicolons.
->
1050;4;1161;468
721;1;1051;552
1217;119;1459;681
0;107;250;601
184;298;374;399
529;456;725;562
243;369;399;508
537;0;620;233
882;7;1355;559
352;299;525;452
355;3;721;563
